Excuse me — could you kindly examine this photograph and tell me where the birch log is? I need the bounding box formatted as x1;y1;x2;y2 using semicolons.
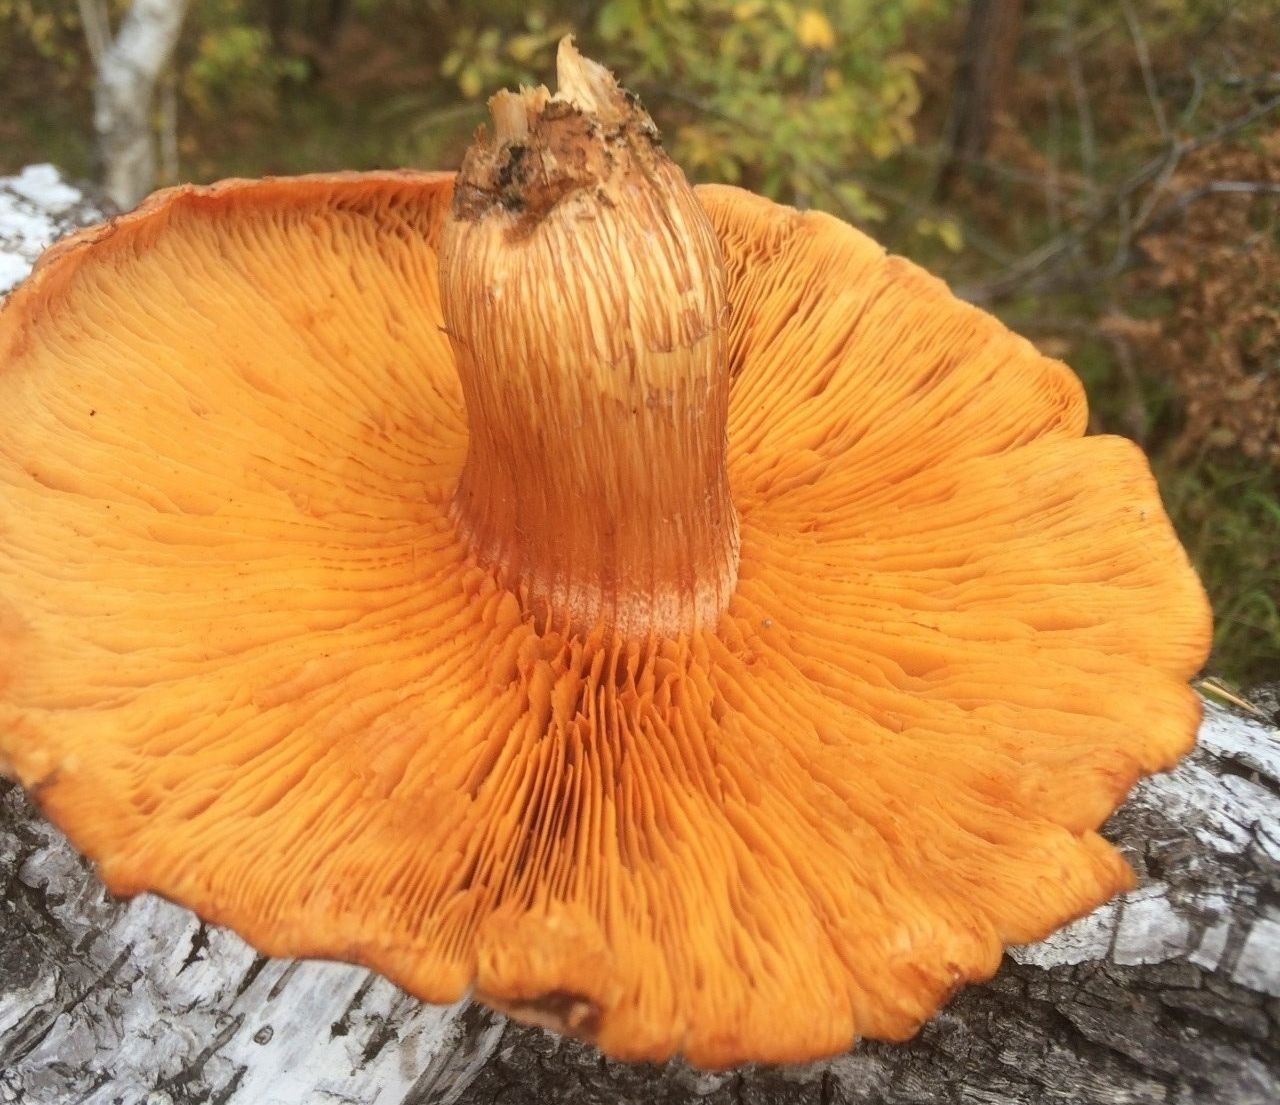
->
1;168;1277;1104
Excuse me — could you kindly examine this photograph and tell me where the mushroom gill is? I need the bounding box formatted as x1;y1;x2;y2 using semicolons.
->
0;43;1211;1067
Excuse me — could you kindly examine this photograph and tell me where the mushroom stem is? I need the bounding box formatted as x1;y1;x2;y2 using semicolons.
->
441;40;739;638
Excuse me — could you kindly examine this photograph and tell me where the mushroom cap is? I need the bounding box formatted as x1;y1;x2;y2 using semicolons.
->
0;172;1211;1066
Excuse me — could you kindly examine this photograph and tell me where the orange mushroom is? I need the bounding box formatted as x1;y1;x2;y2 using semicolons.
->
0;43;1210;1067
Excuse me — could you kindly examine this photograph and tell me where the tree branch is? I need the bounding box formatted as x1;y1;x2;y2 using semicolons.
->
89;0;191;208
1063;0;1098;189
77;0;112;66
955;92;1280;303
1121;0;1171;141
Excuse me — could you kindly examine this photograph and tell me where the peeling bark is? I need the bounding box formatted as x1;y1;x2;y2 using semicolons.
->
4;695;1274;1104
1;169;1277;1104
0;166;112;293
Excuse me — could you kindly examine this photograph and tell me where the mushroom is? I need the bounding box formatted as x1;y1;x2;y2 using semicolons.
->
0;43;1211;1067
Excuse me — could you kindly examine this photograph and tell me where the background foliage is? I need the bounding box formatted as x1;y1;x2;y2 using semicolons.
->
2;0;1277;683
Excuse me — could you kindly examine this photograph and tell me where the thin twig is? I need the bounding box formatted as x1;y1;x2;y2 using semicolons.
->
1195;676;1267;719
1063;0;1098;188
899;144;1055;189
1191;90;1280;148
1121;0;1171;139
1216;71;1280;90
78;0;112;65
1180;62;1206;128
1137;180;1280;236
1107;191;1135;277
1128;145;1182;255
1045;80;1063;235
794;53;827;210
957;92;1280;302
396;100;488;136
1064;179;1276;287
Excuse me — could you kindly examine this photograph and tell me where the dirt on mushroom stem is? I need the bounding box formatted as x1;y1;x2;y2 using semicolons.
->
440;39;740;640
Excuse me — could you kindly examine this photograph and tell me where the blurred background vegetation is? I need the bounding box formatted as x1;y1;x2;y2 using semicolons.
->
3;0;1277;685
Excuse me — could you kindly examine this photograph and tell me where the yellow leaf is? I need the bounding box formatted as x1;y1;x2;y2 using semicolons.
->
937;219;964;252
867;129;897;160
916;217;964;252
507;34;538;62
459;65;484;99
795;9;835;52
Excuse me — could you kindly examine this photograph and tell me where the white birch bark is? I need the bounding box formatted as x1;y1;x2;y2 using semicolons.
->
79;0;190;209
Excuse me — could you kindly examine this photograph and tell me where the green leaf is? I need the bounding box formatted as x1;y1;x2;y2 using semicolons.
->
459;64;484;99
598;0;642;42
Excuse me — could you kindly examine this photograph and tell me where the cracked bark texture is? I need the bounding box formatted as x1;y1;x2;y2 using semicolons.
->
2;168;1278;1104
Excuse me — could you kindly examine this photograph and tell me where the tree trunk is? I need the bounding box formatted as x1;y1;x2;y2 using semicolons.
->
936;0;1026;200
319;0;351;47
79;0;191;209
1;170;1277;1105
